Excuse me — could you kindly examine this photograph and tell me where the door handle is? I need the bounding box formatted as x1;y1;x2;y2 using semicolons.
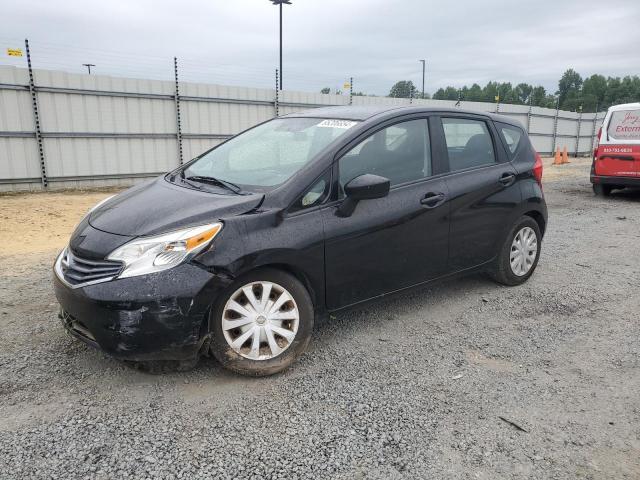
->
420;192;446;208
499;173;516;186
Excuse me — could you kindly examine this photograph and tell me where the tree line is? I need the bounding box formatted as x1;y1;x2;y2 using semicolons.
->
427;69;639;112
322;69;640;113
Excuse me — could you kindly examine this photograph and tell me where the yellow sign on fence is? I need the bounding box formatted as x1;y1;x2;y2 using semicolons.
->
7;48;23;57
343;82;351;90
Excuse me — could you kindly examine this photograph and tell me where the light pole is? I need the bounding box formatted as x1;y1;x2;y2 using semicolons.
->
270;0;291;90
419;59;425;99
82;63;95;74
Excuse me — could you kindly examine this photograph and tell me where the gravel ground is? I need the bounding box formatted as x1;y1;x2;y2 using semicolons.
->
1;159;639;479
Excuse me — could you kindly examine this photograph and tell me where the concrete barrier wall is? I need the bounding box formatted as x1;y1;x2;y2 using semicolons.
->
0;66;605;191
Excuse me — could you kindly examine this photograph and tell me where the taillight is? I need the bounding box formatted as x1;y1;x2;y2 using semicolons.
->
594;127;602;159
533;151;543;187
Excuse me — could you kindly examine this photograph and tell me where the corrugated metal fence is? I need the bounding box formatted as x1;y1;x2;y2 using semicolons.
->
0;65;605;191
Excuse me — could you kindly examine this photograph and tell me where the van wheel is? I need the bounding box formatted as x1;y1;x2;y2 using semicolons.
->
489;216;541;286
593;184;612;196
209;268;313;376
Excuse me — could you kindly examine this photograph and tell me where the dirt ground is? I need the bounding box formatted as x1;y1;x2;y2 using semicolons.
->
0;190;120;255
0;158;639;479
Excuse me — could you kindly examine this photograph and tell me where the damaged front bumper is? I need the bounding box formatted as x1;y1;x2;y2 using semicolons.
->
53;261;231;362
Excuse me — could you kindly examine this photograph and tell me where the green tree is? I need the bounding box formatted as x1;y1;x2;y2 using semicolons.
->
498;82;518;104
558;68;583;109
426;69;640;112
530;86;547;106
320;87;330;94
616;76;640;105
514;83;533;104
433;88;446;100
466;83;483;101
389;80;417;98
581;74;607;111
442;86;459;100
483;81;499;102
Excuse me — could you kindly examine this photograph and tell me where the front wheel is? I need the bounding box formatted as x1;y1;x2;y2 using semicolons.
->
209;268;314;376
489;216;542;286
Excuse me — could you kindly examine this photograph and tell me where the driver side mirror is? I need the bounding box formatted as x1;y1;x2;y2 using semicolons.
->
337;174;390;217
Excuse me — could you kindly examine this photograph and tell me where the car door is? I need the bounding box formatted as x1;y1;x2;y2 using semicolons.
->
436;115;521;272
321;116;450;310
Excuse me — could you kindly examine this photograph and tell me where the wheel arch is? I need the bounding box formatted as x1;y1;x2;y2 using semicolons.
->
229;262;320;314
260;263;319;310
523;210;546;237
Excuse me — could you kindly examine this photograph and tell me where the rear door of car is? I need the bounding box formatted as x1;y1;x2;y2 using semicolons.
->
434;114;521;272
597;107;640;177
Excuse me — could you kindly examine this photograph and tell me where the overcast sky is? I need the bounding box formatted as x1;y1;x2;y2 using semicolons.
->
1;0;639;95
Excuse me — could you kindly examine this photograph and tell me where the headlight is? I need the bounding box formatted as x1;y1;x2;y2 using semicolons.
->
107;223;222;278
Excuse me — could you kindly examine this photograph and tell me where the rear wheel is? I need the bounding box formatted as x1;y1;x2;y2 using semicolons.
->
209;268;313;376
593;184;612;196
489;216;541;286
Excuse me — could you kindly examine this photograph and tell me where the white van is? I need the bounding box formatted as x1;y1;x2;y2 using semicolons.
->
591;102;640;196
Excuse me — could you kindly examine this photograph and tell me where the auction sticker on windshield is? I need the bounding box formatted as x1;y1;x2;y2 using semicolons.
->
317;119;357;129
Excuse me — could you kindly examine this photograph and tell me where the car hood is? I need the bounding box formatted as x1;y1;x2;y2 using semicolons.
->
89;177;264;236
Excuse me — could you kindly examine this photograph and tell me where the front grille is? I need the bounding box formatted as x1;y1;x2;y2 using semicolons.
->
60;249;123;287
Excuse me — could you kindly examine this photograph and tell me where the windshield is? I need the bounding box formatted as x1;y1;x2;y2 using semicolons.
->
182;117;359;189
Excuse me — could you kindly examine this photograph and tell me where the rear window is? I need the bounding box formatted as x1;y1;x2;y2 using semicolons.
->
607;110;640;140
497;123;524;158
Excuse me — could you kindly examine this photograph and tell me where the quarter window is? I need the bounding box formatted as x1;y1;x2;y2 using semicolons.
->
498;123;524;157
339;119;431;190
289;171;331;213
442;118;496;171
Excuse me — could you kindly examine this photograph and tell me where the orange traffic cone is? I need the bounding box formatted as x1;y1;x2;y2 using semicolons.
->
562;146;570;164
553;148;562;165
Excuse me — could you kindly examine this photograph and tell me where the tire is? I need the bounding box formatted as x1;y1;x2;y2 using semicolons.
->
489;216;542;286
209;268;314;376
593;184;612;196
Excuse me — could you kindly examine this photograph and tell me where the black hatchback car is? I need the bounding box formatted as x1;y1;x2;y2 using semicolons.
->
54;106;547;376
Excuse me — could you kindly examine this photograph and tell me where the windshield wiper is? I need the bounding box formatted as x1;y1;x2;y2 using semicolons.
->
181;173;243;194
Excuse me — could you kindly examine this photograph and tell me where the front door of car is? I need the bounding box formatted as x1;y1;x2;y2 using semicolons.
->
436;115;521;272
322;117;450;310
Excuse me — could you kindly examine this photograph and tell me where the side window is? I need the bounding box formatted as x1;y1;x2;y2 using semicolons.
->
442;118;496;171
289;171;331;213
497;123;524;157
338;119;431;190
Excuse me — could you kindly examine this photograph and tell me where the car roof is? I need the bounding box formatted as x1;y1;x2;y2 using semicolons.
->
282;105;523;127
607;102;640;112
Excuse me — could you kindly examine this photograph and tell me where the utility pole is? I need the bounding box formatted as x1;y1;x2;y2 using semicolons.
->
82;63;95;74
270;0;292;90
419;59;425;99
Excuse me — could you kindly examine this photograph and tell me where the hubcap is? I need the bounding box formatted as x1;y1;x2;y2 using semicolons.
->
221;281;299;360
510;226;538;276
